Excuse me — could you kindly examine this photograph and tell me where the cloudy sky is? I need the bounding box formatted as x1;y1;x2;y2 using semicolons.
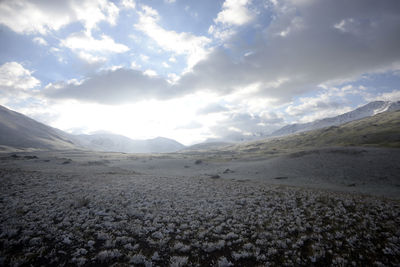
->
0;0;399;145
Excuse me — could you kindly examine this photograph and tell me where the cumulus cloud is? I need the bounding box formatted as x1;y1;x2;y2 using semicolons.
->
284;85;368;122
143;69;157;77
188;0;400;102
77;52;107;65
286;98;341;117
60;32;129;63
209;0;255;40
61;32;129;53
32;37;48;46
0;62;40;90
285;85;356;117
298;107;353;124
140;54;149;62
59;30;129;64
121;0;135;9
13;0;400;142
0;0;119;35
0;62;41;106
214;0;254;26
372;90;400;102
36;0;400;109
134;5;211;69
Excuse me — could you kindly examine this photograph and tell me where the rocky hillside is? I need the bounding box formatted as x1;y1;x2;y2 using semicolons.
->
0;105;78;151
272;101;400;137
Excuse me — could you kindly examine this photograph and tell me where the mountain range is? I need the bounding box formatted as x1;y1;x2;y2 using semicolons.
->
0;105;184;153
0;100;399;153
72;133;184;153
271;101;400;136
0;105;76;151
197;108;400;158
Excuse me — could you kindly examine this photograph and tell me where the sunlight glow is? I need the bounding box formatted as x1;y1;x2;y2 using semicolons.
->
49;92;222;145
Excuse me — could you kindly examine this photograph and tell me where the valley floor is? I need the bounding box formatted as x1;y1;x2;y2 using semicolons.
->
0;148;399;266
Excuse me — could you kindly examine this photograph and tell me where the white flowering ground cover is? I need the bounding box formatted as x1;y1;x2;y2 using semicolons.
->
0;153;400;266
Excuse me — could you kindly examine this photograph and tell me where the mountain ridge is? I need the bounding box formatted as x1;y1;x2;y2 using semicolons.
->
73;133;185;153
272;100;400;137
0;105;79;151
204;109;400;159
1;100;399;153
0;105;185;153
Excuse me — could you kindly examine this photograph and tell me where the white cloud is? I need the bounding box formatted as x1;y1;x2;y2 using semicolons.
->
121;0;136;9
140;54;149;62
0;0;119;35
215;0;254;26
208;25;236;42
0;62;41;106
169;56;177;63
277;17;304;37
61;32;129;64
209;0;255;41
164;0;176;4
100;65;124;72
77;52;107;65
0;62;40;90
297;107;352;123
0;0;71;35
32;37;48;46
49;47;68;64
135;5;211;69
39;0;400;111
130;61;141;69
73;0;119;34
167;73;179;84
162;62;170;68
21;0;400;146
284;85;364;123
286;94;340;117
179;0;400;104
62;32;129;53
143;69;157;77
373;90;400;102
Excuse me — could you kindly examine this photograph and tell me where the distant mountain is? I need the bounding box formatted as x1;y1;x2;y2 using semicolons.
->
0;105;185;153
73;134;185;153
217;109;400;158
0;105;78;151
272;101;400;137
182;141;233;152
146;137;186;153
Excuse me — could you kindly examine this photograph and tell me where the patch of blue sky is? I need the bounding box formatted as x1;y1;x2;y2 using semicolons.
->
152;0;223;36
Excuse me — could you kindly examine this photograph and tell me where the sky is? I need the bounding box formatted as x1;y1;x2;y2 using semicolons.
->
0;0;399;145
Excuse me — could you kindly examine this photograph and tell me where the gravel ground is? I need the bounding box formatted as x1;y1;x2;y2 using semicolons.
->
1;153;400;266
